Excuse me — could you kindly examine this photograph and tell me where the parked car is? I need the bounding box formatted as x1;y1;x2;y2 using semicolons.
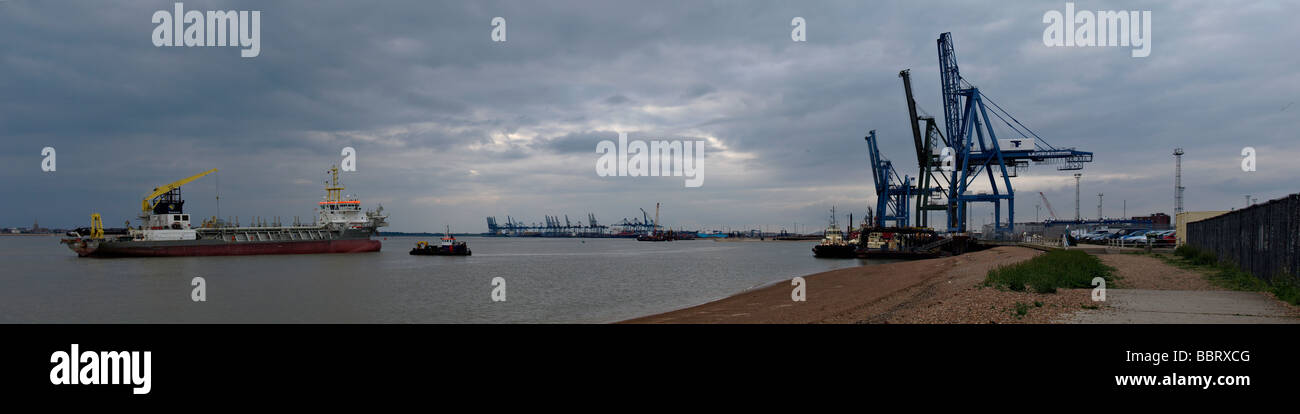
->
1154;230;1177;245
1081;231;1109;243
1104;230;1129;240
1120;230;1153;241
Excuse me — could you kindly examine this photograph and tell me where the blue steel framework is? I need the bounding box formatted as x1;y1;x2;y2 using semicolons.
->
865;130;912;228
931;32;1093;235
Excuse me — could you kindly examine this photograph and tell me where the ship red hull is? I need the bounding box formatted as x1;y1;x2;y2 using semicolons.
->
80;239;381;257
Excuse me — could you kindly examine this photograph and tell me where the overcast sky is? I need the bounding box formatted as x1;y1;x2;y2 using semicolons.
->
2;0;1297;232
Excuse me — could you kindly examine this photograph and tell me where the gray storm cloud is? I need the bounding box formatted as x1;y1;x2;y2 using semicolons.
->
2;0;1297;232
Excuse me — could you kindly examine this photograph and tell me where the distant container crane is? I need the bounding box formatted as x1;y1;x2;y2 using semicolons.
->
485;213;610;237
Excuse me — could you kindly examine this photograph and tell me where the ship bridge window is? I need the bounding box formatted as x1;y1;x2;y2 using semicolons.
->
182;215;189;221
173;215;181;221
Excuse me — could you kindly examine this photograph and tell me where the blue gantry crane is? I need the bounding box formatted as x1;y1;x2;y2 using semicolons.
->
865;130;913;228
927;32;1093;235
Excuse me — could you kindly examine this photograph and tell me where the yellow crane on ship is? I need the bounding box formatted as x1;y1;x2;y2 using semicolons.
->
83;169;217;239
89;213;104;239
140;168;218;214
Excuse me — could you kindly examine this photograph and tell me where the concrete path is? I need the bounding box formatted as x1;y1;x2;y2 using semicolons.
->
1059;289;1299;324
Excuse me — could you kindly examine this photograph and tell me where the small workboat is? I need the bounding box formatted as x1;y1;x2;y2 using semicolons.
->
636;233;673;242
812;207;857;258
410;226;471;256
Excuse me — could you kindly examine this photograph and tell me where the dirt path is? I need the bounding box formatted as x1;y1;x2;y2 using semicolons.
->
1058;289;1299;323
1097;253;1218;290
1060;252;1300;323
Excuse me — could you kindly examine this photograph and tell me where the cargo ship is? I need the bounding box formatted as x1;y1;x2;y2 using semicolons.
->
61;166;388;257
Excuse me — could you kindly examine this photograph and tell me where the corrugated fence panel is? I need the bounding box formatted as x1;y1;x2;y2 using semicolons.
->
1188;194;1300;282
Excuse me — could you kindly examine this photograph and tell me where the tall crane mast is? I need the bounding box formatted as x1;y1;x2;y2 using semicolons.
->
938;33;963;145
653;203;661;235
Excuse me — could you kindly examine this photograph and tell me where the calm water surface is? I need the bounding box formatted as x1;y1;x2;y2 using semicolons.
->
0;236;887;323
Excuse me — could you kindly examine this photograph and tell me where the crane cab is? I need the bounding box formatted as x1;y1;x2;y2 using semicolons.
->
147;213;192;230
136;212;197;241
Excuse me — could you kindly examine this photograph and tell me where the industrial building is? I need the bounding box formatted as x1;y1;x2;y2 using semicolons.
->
1175;211;1229;246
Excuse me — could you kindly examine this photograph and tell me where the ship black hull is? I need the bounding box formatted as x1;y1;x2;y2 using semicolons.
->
65;238;381;257
410;246;472;256
812;244;857;258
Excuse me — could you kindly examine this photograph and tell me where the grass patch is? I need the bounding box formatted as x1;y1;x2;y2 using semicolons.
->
984;250;1115;294
1207;265;1268;291
1170;244;1300;306
1174;244;1219;267
1272;278;1300;305
1013;302;1029;319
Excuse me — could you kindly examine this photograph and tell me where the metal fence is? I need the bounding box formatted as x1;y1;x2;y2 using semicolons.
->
1187;194;1300;282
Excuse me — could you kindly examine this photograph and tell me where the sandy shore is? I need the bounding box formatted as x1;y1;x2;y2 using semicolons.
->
622;246;1096;324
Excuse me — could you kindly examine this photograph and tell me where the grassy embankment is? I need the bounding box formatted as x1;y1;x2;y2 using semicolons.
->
984;249;1116;294
1148;245;1300;306
982;249;1115;318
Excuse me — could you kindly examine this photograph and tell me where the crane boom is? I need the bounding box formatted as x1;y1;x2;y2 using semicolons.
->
900;69;926;168
1038;192;1059;220
899;69;951;227
141;168;218;214
938;32;963;144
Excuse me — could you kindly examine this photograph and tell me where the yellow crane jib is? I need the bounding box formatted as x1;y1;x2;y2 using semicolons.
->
141;168;218;214
90;213;104;239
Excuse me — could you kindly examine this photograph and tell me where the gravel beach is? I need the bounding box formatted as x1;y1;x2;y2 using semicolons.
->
623;246;1097;324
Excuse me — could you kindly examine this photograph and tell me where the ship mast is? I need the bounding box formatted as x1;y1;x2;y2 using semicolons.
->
325;165;344;203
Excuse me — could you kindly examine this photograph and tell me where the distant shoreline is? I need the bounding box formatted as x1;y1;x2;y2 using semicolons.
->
380;232;479;237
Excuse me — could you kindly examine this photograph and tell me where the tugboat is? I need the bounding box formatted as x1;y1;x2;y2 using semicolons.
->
410;226;472;256
812;207;857;258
